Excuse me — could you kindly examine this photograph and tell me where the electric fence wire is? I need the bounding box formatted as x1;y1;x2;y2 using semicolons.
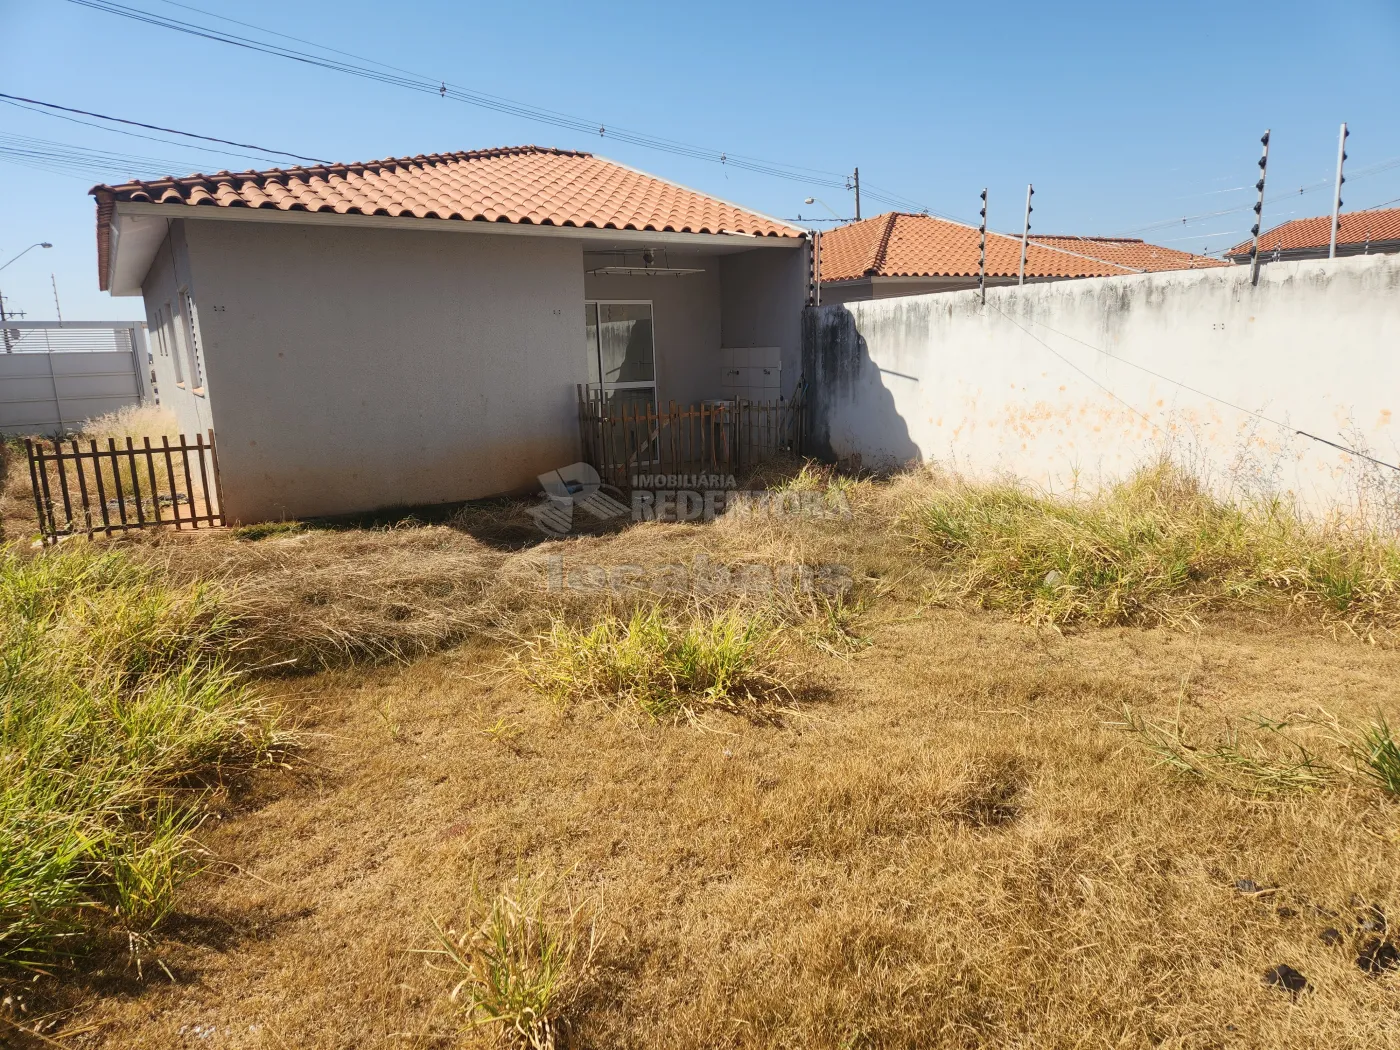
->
988;302;1400;472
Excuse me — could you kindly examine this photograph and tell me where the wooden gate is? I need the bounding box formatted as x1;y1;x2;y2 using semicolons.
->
577;382;806;490
25;430;225;544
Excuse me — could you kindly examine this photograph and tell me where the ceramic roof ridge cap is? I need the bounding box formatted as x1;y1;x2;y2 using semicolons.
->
866;212;901;276
90;145;596;197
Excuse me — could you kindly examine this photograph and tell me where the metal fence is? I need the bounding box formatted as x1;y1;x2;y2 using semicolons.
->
0;321;151;436
24;430;225;544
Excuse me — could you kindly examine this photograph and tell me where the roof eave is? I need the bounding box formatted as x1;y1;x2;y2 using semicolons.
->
101;200;802;293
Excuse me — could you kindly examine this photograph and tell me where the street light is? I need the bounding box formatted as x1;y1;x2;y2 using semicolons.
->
802;197;846;222
0;242;53;272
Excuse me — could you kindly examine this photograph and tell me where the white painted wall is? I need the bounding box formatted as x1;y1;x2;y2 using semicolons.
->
169;219;585;522
805;254;1400;515
721;246;809;399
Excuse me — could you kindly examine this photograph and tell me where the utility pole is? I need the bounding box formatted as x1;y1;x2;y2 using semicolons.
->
849;167;861;222
1249;129;1270;285
51;273;63;325
978;188;988;305
0;291;25;353
1329;122;1349;259
1019;184;1034;286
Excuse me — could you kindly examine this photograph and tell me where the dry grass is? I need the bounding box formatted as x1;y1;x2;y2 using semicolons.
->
75;405;180;444
31;615;1399;1049
6;459;1400;1047
0;408;182;545
910;461;1400;635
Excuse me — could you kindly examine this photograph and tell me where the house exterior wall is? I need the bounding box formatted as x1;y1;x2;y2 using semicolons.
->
719;245;808;398
141;223;216;440
804;253;1400;517
583;254;723;406
171;219;585;522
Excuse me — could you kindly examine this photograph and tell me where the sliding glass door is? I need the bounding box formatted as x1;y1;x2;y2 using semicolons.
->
584;300;659;470
584;301;657;414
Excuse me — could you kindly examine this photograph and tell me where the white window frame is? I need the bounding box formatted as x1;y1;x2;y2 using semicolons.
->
164;301;185;385
179;287;206;395
584;299;659;402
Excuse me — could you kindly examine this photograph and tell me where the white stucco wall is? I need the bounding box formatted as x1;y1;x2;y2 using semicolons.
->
805;254;1400;515
171;219;585;522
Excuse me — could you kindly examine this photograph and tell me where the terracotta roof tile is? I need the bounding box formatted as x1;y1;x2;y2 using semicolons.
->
92;145;802;290
1226;207;1400;258
819;213;1225;283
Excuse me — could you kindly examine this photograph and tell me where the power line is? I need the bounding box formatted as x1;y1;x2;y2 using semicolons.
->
0;91;330;165
0;131;198;180
64;0;902;203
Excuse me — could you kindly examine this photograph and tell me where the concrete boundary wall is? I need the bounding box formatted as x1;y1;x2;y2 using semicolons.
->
0;323;151;436
804;254;1400;516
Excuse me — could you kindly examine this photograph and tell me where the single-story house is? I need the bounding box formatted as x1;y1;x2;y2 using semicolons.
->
1225;207;1400;265
92;146;810;522
816;211;1224;304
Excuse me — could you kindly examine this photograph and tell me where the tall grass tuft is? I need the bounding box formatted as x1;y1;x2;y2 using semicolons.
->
516;605;792;720
427;876;599;1050
1346;717;1400;798
0;545;278;969
910;461;1400;629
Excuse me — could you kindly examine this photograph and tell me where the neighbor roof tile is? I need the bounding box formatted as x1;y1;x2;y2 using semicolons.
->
1226;207;1400;258
819;213;1225;283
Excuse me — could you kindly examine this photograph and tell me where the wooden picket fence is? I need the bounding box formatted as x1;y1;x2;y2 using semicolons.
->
577;383;806;489
25;430;225;544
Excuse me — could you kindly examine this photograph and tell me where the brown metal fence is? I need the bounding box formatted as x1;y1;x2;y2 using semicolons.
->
25;429;225;544
577;382;807;489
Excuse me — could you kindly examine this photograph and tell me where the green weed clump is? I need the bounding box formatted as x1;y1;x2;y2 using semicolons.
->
0;545;278;969
1346;716;1400;798
517;606;792;719
910;463;1400;629
427;876;598;1050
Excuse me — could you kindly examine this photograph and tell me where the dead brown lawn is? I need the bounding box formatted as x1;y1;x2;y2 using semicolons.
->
5;464;1400;1048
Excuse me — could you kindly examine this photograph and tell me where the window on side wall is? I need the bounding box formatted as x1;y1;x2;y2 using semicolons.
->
165;302;185;385
179;289;205;394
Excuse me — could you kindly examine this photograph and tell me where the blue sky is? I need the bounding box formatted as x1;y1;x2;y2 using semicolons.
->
2;0;1398;320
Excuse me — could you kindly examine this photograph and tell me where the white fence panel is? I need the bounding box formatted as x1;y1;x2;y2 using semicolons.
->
0;322;151;436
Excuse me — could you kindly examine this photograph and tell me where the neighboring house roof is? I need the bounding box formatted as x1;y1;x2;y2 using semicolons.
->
1225;207;1400;260
91;145;803;290
818;212;1225;283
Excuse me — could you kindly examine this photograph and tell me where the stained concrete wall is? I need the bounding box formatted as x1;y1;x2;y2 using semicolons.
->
805;254;1400;514
170;219;585;522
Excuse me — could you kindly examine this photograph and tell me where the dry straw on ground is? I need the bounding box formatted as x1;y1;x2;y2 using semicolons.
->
4;452;1400;1048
